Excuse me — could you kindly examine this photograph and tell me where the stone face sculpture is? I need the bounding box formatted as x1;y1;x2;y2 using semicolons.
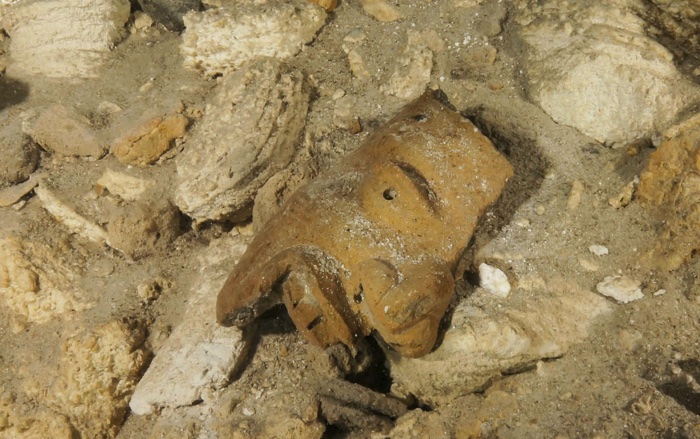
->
216;92;514;357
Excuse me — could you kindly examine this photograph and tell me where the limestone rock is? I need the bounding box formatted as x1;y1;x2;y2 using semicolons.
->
106;196;180;260
638;114;700;270
95;169;155;202
478;263;511;298
175;58;309;222
0;120;38;188
0;408;74;439
129;235;250;415
136;0;202;31
360;0;403;22
0;236;94;333
0;173;43;208
252;162;312;232
1;0;130;79
380;31;433;101
35;185;110;246
387;280;611;406
515;0;693;147
110;113;188;166
27;105;106;158
181;0;326;77
596;275;643;303
41;320;146;438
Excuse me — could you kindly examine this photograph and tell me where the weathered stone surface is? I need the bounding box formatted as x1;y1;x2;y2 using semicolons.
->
95;169;155;202
638;114;700;270
137;0;201;31
129;235;250;415
35;185;110;246
175;58;309;222
0;407;74;439
24;320;147;438
0;120;38;188
110;113;188;166
217;92;514;358
1;0;130;79
106;196;180;260
181;0;326;77
380;31;433;101
596;275;643;303
0;236;94;333
387;280;611;406
360;0;403;22
27;105;106;158
0;173;42;208
515;0;694;147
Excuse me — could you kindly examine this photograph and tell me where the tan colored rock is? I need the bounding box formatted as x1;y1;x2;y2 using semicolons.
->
1;0;130;79
387;279;611;406
34;321;147;438
360;0;403;22
638;115;700;270
0;236;94;333
27;105;106;158
175;58;310;222
380;32;433;101
95;169;155;201
308;0;337;12
110;113;188;166
516;0;695;147
0;408;74;439
345;48;372;81
181;0;327;77
35;185;109;246
0;173;43;208
0;121;38;188
217;92;514;358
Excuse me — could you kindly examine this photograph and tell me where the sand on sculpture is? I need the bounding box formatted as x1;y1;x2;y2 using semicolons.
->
216;91;514;358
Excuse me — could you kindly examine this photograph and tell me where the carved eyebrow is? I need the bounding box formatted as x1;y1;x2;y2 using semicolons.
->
393;161;440;214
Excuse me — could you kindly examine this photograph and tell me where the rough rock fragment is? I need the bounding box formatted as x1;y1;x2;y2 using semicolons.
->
0;121;38;188
110;113;188;166
181;0;326;77
40;321;146;439
0;236;94;332
106;196;180;260
478;263;511;298
137;0;201;31
27;104;106;158
175;58;309;222
252;162;312;232
387;280;611;406
1;0;130;79
596;275;643;303
309;0;336;12
95;169;154;202
638;114;700;270
129;236;250;415
515;0;693;146
0;172;43;208
380;31;433;101
0;407;74;439
35;185;109;246
360;0;403;22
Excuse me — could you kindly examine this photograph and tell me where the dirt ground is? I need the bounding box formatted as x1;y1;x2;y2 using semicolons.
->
1;0;700;438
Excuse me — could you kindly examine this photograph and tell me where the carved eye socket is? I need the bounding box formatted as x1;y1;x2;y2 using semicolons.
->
383;189;397;200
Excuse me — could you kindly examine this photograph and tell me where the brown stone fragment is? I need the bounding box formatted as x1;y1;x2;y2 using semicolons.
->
111;113;188;166
217;91;513;358
308;0;336;12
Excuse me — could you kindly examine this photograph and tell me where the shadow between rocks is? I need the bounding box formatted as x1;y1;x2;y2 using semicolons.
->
0;76;30;111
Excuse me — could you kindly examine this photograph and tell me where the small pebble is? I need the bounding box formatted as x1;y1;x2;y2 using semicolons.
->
535;205;545;215
596;275;643;303
588;244;609;256
653;289;666;296
479;263;511;298
242;406;255;417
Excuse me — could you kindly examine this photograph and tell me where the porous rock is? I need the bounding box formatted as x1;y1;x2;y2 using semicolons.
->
137;0;202;31
596;275;643;303
515;0;693;147
0;120;38;188
181;0;326;77
95;169;155;202
175;58;309;222
1;0;130;79
387;280;611;406
380;31;433;101
638;114;700;270
38;320;146;438
0;236;94;333
106;196;180;260
360;0;403;22
27;104;107;158
0;407;74;439
130;235;250;415
110;113;188;166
